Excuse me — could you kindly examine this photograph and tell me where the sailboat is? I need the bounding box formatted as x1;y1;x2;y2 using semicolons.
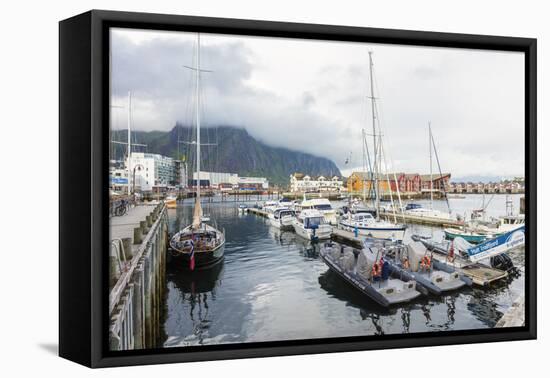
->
169;34;225;270
338;52;406;241
405;124;455;221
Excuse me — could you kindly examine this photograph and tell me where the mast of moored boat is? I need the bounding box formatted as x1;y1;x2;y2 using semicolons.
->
362;128;366;203
192;33;203;230
429;122;434;209
368;52;380;220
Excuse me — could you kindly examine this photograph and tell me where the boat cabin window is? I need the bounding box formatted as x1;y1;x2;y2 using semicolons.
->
305;217;324;228
405;203;422;211
355;214;373;221
314;204;333;211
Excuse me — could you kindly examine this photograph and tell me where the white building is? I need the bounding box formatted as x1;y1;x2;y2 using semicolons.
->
191;171;269;190
128;152;184;192
192;171;239;188
237;176;269;190
290;173;343;192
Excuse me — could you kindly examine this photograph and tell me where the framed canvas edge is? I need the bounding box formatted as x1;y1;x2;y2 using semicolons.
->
58;9;537;369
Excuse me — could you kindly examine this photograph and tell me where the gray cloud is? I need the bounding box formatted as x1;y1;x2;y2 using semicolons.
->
111;30;525;179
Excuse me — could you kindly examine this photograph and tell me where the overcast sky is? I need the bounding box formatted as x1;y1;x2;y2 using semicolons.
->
110;28;525;180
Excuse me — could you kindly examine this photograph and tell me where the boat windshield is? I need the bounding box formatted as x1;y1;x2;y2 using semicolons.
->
314;204;333;211
305;217;324;228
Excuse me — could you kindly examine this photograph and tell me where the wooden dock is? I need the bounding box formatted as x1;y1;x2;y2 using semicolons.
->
246;207;270;217
109;202;168;350
331;228;363;248
380;210;464;228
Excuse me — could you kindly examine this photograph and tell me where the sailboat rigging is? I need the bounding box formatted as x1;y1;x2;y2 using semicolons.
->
169;33;226;270
339;52;406;240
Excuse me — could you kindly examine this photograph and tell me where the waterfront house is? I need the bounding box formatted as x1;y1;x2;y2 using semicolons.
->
290;173;343;192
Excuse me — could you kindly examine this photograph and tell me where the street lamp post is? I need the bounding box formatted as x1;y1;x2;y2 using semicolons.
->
132;164;144;201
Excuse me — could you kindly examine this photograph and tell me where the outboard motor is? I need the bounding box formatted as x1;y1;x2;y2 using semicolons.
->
490;253;514;271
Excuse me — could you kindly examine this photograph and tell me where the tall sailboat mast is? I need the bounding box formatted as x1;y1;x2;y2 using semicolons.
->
127;91;132;196
429;122;434;208
362;128;366;202
368;51;380;219
196;33;201;203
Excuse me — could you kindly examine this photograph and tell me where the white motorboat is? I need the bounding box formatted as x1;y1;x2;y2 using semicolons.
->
339;212;406;240
262;200;279;213
296;198;338;225
268;207;296;230
292;209;333;241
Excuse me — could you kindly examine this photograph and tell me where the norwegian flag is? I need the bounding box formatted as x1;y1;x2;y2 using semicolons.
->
189;239;195;271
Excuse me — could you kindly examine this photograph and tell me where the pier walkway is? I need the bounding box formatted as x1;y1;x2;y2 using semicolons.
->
109;202;168;350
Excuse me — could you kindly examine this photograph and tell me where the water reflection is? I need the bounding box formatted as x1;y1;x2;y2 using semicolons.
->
164;261;224;346
162;198;525;347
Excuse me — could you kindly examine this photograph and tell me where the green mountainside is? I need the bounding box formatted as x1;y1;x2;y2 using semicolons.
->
111;124;342;187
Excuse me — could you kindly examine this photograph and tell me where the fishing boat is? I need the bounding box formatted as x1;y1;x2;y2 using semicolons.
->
339;212;406;240
296;198;338;225
384;239;472;295
319;240;421;307
268;207;296;230
495;214;525;233
169;33;225;270
292;209;332;241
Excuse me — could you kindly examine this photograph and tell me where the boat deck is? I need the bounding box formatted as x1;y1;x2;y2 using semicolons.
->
431;254;508;286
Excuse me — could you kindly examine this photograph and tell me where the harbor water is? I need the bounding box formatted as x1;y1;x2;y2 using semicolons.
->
162;194;525;347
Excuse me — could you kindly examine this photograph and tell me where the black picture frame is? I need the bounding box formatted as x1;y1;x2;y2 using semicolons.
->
59;9;537;368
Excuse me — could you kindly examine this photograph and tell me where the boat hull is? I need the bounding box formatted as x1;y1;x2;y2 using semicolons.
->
444;228;488;244
293;224;332;241
169;242;225;270
339;222;406;241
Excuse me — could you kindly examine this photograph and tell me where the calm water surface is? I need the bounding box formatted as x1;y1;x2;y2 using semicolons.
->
162;194;525;347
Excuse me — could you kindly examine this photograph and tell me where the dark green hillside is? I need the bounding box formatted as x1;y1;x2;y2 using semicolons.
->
111;125;341;187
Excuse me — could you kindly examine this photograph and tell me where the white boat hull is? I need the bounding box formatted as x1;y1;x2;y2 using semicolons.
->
293;223;332;241
339;222;406;241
